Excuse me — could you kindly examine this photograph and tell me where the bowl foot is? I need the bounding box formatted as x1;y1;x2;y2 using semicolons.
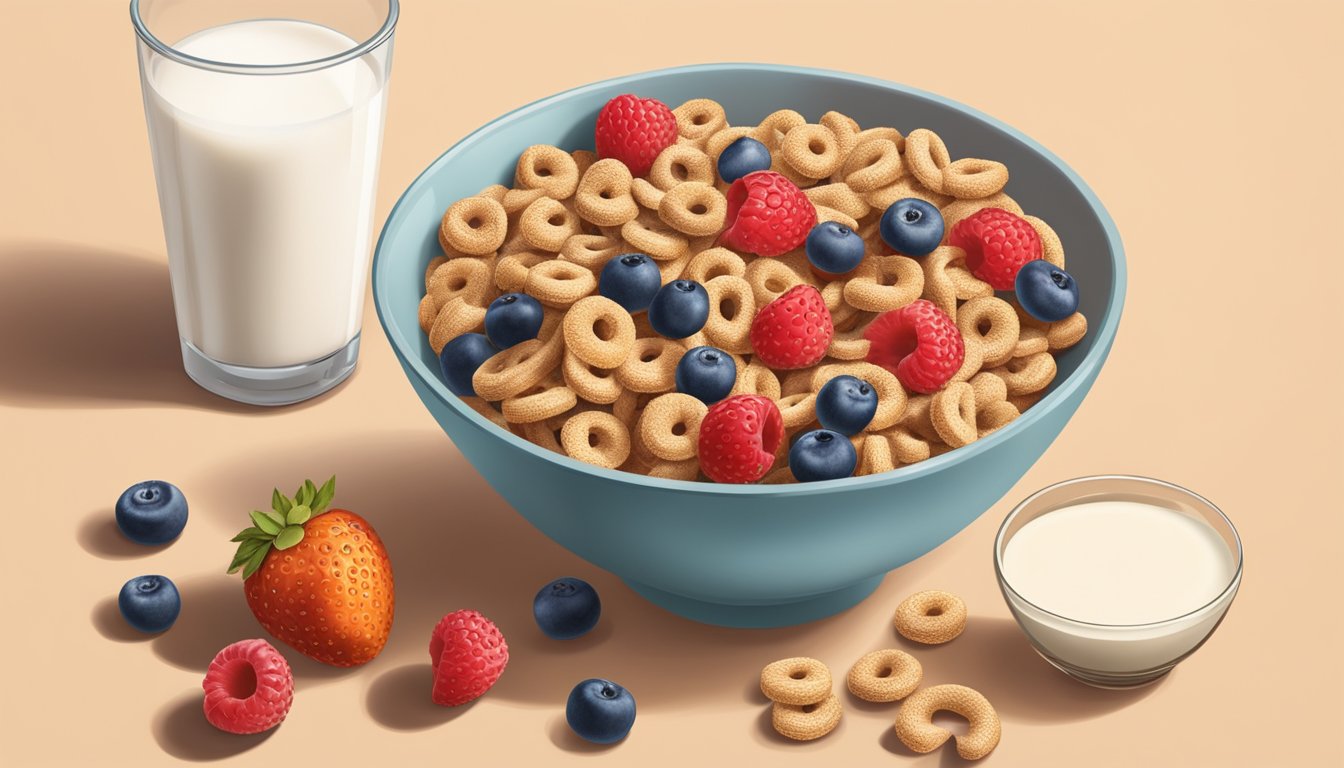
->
622;575;884;629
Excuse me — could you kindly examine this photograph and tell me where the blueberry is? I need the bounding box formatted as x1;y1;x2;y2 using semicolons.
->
533;577;602;640
805;221;866;275
815;375;878;436
114;480;188;545
675;345;737;404
879;198;944;257
566;678;636;744
484;293;544;348
598;253;662;313
118;575;181;634
1015;260;1080;323
716;136;772;184
647;280;709;339
789;429;858;483
438;332;498;397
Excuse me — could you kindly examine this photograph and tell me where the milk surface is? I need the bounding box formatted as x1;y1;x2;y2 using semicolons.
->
142;20;387;367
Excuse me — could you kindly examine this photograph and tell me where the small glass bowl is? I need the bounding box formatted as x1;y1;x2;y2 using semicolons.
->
994;475;1243;689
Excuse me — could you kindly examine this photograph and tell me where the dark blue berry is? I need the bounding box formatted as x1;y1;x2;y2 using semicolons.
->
533;577;602;640
118;575;181;634
1015;260;1079;323
438;332;497;397
647;280;709;339
115;481;188;545
484;293;544;348
815;375;878;436
675;345;737;404
789;429;858;483
805;221;866;275
598;253;662;313
879;198;944;257
566;678;636;744
716;137;772;184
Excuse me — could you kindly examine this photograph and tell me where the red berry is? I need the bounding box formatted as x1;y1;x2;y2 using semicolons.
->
430;609;509;707
718;171;817;257
594;94;678;178
864;300;965;394
202;639;294;735
948;207;1042;290
697;395;784;484
750;285;833;370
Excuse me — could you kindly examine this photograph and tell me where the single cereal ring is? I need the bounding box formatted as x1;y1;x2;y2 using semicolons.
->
769;156;818;188
1008;391;1043;412
702;275;756;354
460;395;510;430
1012;326;1049;358
560;411;632;469
919;246;961;319
655;249;694;285
989;351;1057;396
418;294;438;334
760;465;798;484
515;144;580;200
855;126;905;152
428;256;495;309
941;157;1009;199
844;255;924;312
752;109;807;149
563;295;636;369
622;214;689;261
424;255;448;290
684;247;746;284
827;325;871;361
847;649;923;702
865;174;954;211
502;378;578;424
777;392;818;429
440;196;508;256
502;186;547;215
658;181;727;236
939;192;1024;231
571;149;596;177
744;257;809;308
820;110;861;161
969;371;1008;413
616;337;684;393
1047;312;1088;350
562;350;623;404
857;434;897;476
525;259;597;308
978;400;1020;438
1023;214;1065;268
472;333;565;402
894;590;968;644
630;176;665;211
637;392;707;461
705;125;755;166
649;144;715;191
948;262;995;301
772;694;842;742
904;129;952;194
574;159;639;227
477;183;508;202
427;297;487;355
647;457;701;481
519;196;582;252
887;426;932;464
559;234;622;272
841;138;904;192
804;183;871;221
730;359;782;400
760;657;832;705
811;362;907;431
781;123;843;179
780;369;817;397
930;381;978;448
957;296;1021;368
950;336;985;384
495;251;547;293
898;394;939;442
672;98;727;145
894;685;1000;760
814;205;860;231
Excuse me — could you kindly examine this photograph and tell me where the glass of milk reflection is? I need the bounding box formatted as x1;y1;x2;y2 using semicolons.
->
131;0;397;405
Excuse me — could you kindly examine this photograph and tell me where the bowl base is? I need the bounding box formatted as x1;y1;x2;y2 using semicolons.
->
1035;650;1175;689
623;575;884;629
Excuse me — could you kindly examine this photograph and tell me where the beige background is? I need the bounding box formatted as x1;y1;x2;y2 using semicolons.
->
2;0;1341;765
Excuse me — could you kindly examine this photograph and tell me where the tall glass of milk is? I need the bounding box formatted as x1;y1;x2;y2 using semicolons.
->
131;0;398;405
995;475;1242;689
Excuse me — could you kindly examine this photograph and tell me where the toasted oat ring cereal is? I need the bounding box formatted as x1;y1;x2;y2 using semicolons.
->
978;400;1020;437
857;434;897;476
950;336;986;384
525;259;597;308
804;182;871;221
989;351;1057;396
781;123;844;179
560;411;632;469
658;181;727;236
969;371;1008;412
847;649;923;702
899;394;939;442
894;685;1000;760
672;98;727;145
637;392;707;462
622;214;688;261
424;255;448;289
704;125;755;166
562;350;623;404
811;362;907;431
519;196;582;252
1012;326;1049;358
760;657;832;705
616;337;684;393
827;326;871;361
814;205;859;231
819;110;860;160
894;590;968;644
644;457;699;480
427;297;487;355
957;296;1021;368
919;246;960;319
417;294;438;334
574;159;639;227
930;381;978;448
440;196;508;256
940;192;1024;231
1047;312;1088;350
904;129;952;194
702;275;757;354
558;234;622;272
684;247;746;283
477;183;508;202
501;186;546;216
494;251;546;293
752;109;807;148
1023;214;1065;268
563;295;636;369
941;157;1009;200
501;377;578;424
840;138;903;192
649;144;715;191
428;255;494;310
629;176;665;211
731;359;783;400
865;174;953;211
772;694;842;742
855;125;905;151
745;257;808;308
515;144;580;200
472;334;564;402
843;255;924;312
887;426;932;464
777;392;818;429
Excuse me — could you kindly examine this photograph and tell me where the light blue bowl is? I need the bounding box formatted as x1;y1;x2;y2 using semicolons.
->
373;63;1125;628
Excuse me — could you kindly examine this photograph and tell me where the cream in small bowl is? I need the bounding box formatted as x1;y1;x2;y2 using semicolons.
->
994;475;1242;688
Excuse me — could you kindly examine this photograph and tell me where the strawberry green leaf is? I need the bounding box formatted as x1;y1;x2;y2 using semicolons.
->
251;510;283;535
313;476;336;514
262;507;286;528
272;488;292;515
241;542;272;579
274;525;305;550
286;504;311;526
303;479;318;506
229;527;270;543
227;538;266;574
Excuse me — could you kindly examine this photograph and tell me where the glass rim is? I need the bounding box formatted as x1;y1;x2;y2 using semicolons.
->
129;0;399;75
993;474;1244;630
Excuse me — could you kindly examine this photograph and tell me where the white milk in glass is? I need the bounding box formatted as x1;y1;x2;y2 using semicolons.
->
143;20;387;368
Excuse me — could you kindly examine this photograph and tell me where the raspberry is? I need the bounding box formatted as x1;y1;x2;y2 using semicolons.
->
749;284;833;370
430;609;509;706
697;395;784;484
864;300;965;394
594;94;678;178
718;171;817;257
947;207;1042;290
201;639;294;735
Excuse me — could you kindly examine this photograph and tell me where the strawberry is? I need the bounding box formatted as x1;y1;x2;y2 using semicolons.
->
718;171;816;257
750;284;833;370
594;94;678;178
698;394;785;484
227;477;394;667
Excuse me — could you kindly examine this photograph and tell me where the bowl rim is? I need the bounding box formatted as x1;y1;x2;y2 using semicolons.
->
372;62;1127;497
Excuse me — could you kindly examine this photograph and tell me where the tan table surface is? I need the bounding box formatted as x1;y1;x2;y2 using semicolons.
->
3;1;1341;765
